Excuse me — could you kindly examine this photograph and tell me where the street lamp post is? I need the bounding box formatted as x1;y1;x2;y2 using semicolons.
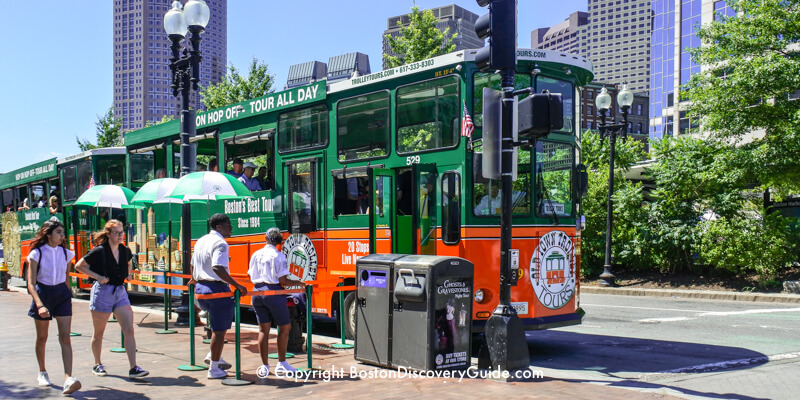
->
595;84;633;287
164;0;210;326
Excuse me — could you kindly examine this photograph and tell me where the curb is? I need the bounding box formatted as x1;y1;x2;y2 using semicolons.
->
581;285;800;304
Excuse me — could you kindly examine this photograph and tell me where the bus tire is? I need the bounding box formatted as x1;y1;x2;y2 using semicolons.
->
343;291;356;340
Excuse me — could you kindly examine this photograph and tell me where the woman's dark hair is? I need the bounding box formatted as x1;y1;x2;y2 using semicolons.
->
92;219;124;246
31;220;66;251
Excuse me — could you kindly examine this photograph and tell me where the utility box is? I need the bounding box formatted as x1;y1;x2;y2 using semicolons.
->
354;254;474;372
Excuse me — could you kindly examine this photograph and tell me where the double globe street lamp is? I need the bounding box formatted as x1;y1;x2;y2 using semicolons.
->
595;84;634;287
164;0;210;326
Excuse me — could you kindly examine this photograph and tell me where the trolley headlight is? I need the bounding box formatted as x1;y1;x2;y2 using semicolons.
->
474;289;485;304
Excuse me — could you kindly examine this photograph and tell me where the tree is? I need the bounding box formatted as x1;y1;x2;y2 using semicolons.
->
76;107;123;151
684;0;800;196
200;58;275;110
144;114;175;128
383;6;457;68
650;0;800;281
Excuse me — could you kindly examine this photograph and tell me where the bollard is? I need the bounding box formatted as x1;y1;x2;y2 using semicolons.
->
156;269;177;334
178;285;207;371
222;289;252;386
332;277;354;349
110;330;125;353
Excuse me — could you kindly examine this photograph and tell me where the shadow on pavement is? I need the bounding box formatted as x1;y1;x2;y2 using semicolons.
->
526;330;770;400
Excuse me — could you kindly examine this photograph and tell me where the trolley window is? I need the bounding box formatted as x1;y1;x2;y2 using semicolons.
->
130;153;155;183
535;141;573;218
76;161;93;196
30;182;46;208
2;189;13;212
535;76;574;135
278;105;328;153
472;72;531;127
223;129;275;191
62;165;78;202
287;160;316;233
96;158;126;185
473;149;531;217
441;171;461;245
337;91;390;162
396;75;460;154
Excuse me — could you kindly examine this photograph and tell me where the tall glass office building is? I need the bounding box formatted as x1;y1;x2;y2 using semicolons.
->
649;0;734;139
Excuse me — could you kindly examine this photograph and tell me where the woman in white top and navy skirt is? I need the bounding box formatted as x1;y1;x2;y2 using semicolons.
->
75;219;149;379
26;220;81;395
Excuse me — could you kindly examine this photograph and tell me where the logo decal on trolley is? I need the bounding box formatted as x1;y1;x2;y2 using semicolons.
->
530;230;576;310
281;233;318;282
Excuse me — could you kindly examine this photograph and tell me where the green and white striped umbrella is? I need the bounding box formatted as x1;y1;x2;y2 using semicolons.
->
75;185;136;209
131;178;182;206
165;171;253;201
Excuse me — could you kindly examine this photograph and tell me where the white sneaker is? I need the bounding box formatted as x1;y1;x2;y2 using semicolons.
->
276;361;298;373
37;371;50;386
62;377;81;396
204;352;232;370
207;366;228;379
256;364;270;378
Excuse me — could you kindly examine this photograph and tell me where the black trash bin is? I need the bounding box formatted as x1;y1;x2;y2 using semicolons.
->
354;254;473;372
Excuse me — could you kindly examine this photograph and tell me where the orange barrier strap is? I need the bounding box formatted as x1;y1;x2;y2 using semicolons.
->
195;292;234;300
127;280;187;291
131;271;192;279
167;273;192;279
69;272;90;279
248;288;305;296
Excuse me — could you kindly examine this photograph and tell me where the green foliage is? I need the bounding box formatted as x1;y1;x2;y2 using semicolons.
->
144;114;175;128
383;6;457;68
684;0;800;195
76;107;123;151
699;213;800;280
579;130;649;276
200;58;275;110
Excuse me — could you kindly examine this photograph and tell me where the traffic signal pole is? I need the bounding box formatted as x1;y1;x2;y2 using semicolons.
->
475;0;530;373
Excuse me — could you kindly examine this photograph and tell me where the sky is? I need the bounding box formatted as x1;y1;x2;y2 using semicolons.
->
0;0;587;174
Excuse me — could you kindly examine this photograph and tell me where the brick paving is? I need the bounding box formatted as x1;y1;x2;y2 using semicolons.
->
0;287;681;400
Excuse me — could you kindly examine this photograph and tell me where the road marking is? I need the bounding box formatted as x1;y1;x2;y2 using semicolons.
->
697;307;800;316
639;317;693;323
641;351;800;377
582;304;701;313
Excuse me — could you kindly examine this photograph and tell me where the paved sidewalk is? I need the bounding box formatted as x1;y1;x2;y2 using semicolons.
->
582;285;800;303
0;287;681;400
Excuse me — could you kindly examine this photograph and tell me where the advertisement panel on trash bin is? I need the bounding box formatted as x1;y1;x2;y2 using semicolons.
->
433;277;472;370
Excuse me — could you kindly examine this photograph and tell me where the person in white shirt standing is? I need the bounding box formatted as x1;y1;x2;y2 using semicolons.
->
189;213;248;379
26;220;81;395
248;227;307;378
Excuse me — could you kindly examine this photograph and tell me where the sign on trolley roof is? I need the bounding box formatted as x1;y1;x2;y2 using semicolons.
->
0;158;57;189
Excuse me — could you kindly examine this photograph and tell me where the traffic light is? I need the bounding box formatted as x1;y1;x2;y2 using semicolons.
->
517;92;563;139
474;0;517;71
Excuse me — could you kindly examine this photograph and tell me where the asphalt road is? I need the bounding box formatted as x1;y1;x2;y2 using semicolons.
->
528;293;800;400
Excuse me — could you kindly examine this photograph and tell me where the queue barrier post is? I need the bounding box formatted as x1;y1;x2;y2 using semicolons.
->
110;330;126;353
332;277;353;349
222;289;252;386
177;284;207;371
156;269;177;334
299;284;321;372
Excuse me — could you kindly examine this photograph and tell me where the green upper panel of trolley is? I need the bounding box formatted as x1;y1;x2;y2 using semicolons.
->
0;158;58;190
123;48;593;148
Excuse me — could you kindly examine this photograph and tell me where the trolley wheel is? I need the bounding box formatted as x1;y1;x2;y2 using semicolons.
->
343;291;356;340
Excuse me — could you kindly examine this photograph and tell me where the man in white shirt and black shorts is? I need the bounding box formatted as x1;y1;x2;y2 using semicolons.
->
248;227;307;378
190;213;248;379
